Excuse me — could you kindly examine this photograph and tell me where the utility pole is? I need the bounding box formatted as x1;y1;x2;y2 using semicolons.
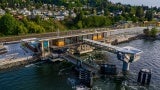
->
57;28;60;37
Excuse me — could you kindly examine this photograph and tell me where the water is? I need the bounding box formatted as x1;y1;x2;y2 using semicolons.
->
0;39;160;90
109;0;160;7
95;39;160;90
0;62;73;90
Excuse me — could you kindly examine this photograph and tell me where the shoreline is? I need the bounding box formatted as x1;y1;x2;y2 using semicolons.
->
0;56;40;70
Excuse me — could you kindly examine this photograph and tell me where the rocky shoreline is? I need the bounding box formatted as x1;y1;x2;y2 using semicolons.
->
0;56;40;70
107;34;142;45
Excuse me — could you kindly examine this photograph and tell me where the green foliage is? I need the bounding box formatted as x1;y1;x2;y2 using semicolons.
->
23;20;45;33
114;15;125;22
77;20;83;29
82;16;112;28
150;28;158;37
0;14;19;35
0;13;68;37
136;6;144;18
145;10;153;21
0;14;30;36
0;0;159;37
143;28;158;37
17;23;28;35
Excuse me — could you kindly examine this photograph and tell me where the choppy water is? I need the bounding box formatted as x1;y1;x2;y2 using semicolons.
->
0;39;160;90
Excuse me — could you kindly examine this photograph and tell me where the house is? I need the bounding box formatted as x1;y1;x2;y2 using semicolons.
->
41;15;49;20
15;15;23;20
69;10;76;17
70;12;76;17
19;8;31;16
46;11;53;16
157;22;160;27
54;15;65;21
32;9;42;16
61;10;69;17
144;21;160;27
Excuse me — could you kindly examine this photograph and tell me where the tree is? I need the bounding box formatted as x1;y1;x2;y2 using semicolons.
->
26;21;45;33
129;7;136;16
114;15;125;22
0;14;18;35
75;10;84;22
150;27;158;37
145;10;153;21
17;23;28;35
22;19;45;33
77;20;83;29
104;8;110;16
136;6;144;18
143;28;158;38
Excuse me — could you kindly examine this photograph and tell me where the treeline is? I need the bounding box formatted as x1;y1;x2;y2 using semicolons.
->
65;12;112;29
1;0;160;12
0;14;66;36
0;0;159;36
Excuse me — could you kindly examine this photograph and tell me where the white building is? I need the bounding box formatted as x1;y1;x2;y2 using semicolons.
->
32;9;42;16
55;15;65;21
19;8;31;16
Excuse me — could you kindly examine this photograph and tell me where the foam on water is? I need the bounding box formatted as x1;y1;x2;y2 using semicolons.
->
25;64;35;68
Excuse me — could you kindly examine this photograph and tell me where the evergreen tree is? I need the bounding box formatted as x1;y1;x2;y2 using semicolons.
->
145;10;153;21
136;6;144;18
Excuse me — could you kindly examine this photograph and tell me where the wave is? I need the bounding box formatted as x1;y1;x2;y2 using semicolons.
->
25;64;35;68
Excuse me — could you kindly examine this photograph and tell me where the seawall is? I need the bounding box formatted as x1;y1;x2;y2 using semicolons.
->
106;34;141;45
0;57;40;70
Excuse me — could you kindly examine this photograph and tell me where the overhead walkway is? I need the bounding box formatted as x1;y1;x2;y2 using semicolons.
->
83;39;143;71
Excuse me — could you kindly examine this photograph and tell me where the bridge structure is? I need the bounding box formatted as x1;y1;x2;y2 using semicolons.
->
20;27;144;71
36;27;145;58
83;39;143;71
